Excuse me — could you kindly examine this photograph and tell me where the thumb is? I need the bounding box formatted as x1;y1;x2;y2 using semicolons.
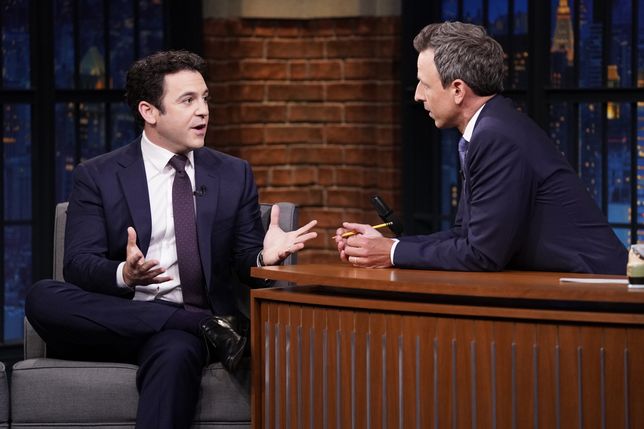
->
127;227;138;248
269;204;280;228
342;222;370;233
342;222;382;237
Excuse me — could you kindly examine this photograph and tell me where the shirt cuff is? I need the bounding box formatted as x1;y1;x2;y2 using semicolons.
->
390;238;400;266
116;261;130;289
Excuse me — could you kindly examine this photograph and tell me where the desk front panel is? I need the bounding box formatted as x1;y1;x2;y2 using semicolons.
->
251;287;644;429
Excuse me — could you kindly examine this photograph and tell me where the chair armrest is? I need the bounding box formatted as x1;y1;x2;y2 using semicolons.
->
23;317;46;359
235;202;299;319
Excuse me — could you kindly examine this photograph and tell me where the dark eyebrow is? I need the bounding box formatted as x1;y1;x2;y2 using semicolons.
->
176;89;209;100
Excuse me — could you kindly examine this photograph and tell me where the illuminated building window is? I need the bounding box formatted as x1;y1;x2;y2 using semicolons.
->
403;0;644;247
0;0;200;347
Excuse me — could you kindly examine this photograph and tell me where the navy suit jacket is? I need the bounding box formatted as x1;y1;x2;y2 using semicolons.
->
395;96;627;274
63;138;266;315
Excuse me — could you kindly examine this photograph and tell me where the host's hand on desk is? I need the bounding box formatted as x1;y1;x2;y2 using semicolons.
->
334;222;394;268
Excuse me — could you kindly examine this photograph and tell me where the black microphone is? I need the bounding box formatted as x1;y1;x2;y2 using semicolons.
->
370;195;403;236
193;186;206;197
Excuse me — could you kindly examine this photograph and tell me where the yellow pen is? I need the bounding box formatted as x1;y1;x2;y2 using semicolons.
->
337;221;393;238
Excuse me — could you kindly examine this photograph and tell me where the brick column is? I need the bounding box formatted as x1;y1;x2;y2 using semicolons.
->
204;17;401;263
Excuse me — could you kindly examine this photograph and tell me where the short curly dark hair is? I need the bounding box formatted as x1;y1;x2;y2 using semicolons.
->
125;50;207;128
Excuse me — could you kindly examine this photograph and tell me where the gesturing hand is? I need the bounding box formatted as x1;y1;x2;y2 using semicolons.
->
261;205;318;266
122;227;172;287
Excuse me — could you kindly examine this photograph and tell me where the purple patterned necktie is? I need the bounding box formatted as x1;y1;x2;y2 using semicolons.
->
168;155;209;311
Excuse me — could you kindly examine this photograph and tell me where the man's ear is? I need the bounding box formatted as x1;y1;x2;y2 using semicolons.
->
452;79;467;105
138;101;157;125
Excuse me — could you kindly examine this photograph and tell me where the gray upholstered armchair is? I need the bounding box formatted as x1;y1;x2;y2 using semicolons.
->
10;201;298;428
0;363;7;429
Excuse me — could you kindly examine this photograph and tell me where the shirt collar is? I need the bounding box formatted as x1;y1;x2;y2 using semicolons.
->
462;103;486;142
140;131;195;172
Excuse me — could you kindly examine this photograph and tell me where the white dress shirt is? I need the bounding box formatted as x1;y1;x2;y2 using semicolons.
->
116;132;196;304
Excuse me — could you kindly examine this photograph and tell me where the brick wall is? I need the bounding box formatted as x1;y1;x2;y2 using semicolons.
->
203;17;401;263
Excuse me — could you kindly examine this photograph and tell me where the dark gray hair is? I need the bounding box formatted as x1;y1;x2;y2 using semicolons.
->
413;21;505;96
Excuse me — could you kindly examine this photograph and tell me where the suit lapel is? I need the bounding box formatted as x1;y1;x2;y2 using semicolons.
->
194;148;221;288
116;141;152;254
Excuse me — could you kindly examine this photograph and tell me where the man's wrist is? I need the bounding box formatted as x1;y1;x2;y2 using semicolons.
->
258;250;265;267
390;238;399;266
116;262;132;289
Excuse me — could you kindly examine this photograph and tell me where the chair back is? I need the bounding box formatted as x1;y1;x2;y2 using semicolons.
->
53;202;69;282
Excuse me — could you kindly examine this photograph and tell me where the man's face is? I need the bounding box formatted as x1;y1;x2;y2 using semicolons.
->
414;49;457;129
146;70;209;154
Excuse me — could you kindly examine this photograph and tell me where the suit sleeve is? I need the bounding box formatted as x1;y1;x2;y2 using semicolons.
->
62;163;129;296
394;135;534;271
231;161;267;288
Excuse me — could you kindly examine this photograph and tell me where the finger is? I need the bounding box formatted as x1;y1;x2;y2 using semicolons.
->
292;231;317;244
147;267;168;278
277;249;291;260
345;235;365;246
342;240;368;258
138;259;162;273
290;243;305;253
278;242;306;260
342;222;372;234
343;236;361;250
149;275;172;284
333;228;348;241
295;219;317;234
128;252;144;267
141;267;167;280
269;204;280;227
342;222;367;229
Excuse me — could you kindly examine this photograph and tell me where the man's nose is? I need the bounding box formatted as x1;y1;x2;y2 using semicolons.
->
414;82;423;102
196;99;209;116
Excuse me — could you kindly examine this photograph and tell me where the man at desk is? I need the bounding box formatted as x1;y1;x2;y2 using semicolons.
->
335;21;626;275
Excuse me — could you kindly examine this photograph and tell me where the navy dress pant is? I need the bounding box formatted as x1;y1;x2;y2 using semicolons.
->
25;279;208;429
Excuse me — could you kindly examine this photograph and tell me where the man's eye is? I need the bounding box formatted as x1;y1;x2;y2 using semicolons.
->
183;97;193;104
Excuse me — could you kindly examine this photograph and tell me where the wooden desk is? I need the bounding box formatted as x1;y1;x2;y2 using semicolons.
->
250;264;644;428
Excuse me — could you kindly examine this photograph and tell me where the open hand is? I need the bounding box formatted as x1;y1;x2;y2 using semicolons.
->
122;227;172;287
262;205;318;265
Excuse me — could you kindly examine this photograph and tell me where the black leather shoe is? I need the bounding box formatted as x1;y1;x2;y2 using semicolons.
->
200;316;247;372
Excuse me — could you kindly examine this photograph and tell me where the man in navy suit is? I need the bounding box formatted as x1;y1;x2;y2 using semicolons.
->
335;21;626;274
26;51;317;428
